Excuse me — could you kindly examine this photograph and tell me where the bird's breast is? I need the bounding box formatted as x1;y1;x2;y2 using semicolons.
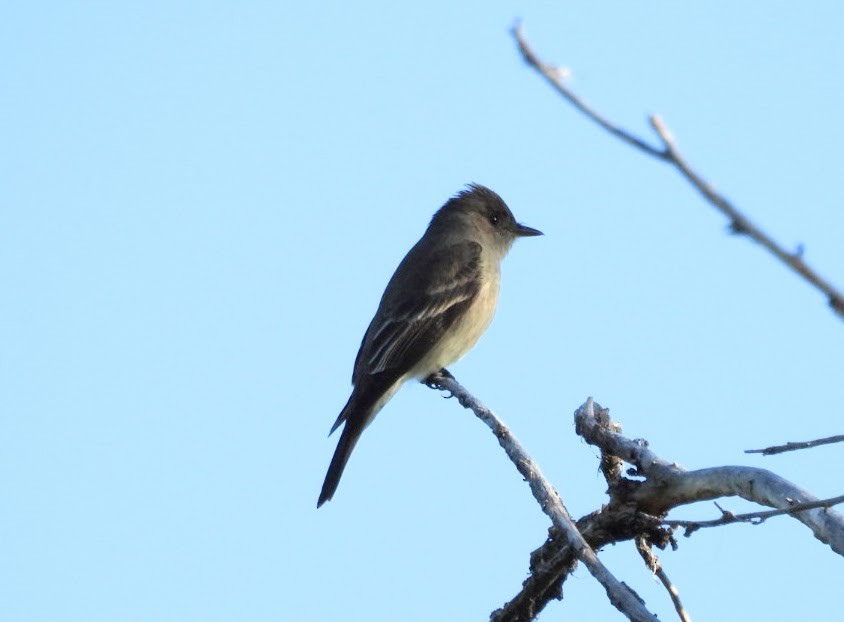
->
410;275;500;379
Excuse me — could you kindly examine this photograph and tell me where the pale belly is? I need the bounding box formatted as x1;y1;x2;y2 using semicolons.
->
410;277;499;379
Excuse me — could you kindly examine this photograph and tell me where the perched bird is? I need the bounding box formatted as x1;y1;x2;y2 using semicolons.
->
318;184;541;507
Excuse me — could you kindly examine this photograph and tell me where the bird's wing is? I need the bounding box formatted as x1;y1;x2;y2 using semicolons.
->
353;240;483;383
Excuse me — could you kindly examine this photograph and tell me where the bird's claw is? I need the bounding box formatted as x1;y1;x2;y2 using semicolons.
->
423;368;455;396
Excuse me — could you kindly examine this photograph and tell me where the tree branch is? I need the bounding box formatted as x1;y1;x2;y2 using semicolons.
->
635;536;691;622
512;23;844;321
427;374;659;622
491;504;669;622
575;399;844;555
424;375;844;618
667;494;844;533
746;434;844;455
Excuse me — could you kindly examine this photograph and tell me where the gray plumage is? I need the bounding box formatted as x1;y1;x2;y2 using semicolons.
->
318;184;541;507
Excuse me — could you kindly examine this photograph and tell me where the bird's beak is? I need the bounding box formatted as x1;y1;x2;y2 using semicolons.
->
514;223;543;237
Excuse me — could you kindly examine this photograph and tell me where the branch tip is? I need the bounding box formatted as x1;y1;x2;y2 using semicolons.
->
514;27;844;322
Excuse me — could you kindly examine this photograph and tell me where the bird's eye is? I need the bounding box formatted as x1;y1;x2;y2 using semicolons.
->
489;213;500;226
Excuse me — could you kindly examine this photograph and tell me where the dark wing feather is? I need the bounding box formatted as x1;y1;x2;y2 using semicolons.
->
352;240;482;384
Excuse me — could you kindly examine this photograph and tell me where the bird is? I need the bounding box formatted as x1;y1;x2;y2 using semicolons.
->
318;183;541;507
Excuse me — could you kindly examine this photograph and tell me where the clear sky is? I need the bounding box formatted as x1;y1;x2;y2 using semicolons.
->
3;2;843;621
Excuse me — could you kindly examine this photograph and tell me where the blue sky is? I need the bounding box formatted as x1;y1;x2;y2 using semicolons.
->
3;2;843;620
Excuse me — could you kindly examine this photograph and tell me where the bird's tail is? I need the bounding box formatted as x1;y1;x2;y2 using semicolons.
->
317;386;380;508
318;374;402;508
317;414;365;508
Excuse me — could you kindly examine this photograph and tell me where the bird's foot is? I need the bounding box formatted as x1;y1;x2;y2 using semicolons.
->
423;368;455;395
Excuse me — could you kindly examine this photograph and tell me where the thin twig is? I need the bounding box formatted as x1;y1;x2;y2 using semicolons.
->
512;26;666;159
746;434;844;455
666;494;844;534
429;376;659;622
635;537;691;622
512;23;844;320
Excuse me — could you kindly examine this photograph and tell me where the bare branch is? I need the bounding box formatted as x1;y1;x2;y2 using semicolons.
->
667;494;844;534
511;24;667;159
493;505;669;622
635;537;691;622
746;434;844;455
512;23;844;321
575;400;844;555
492;396;844;619
427;375;659;622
